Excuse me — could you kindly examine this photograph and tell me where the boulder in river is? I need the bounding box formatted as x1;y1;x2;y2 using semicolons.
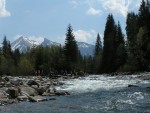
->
128;84;139;87
28;96;48;102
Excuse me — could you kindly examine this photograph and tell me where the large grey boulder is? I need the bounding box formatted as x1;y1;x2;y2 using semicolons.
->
20;86;38;96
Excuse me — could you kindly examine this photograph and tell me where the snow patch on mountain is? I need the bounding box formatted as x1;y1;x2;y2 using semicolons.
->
77;42;95;56
11;36;95;56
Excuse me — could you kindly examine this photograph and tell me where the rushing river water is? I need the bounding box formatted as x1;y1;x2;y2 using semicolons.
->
1;74;150;113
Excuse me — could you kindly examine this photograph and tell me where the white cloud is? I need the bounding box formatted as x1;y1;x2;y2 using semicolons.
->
74;29;98;44
72;0;141;17
97;0;141;17
0;0;11;17
87;7;102;15
101;0;130;17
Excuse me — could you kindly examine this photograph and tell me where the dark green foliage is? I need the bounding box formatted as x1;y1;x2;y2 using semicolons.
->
113;22;127;71
125;0;150;72
125;12;139;71
63;24;79;73
13;49;21;66
101;14;117;73
2;36;12;57
101;14;127;73
93;33;102;73
94;33;102;56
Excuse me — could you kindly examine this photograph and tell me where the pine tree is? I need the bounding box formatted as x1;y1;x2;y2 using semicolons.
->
63;24;78;73
114;22;127;71
125;12;139;71
101;14;117;73
93;33;102;73
138;0;149;27
2;36;12;57
94;33;102;56
13;48;21;66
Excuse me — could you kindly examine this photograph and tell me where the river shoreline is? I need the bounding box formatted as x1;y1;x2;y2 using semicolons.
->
0;75;73;106
0;72;150;106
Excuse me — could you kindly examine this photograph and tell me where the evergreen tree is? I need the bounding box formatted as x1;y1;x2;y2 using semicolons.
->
94;33;102;56
2;36;12;57
64;24;78;73
114;22;127;71
93;33;102;73
138;0;149;27
101;14;117;73
13;48;21;66
125;12;139;71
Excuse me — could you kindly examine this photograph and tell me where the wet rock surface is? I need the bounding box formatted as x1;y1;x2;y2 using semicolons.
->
0;76;70;106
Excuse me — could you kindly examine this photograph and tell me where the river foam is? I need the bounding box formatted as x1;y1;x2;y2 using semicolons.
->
56;75;141;93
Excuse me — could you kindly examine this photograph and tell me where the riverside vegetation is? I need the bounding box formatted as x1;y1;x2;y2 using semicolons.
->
0;0;150;106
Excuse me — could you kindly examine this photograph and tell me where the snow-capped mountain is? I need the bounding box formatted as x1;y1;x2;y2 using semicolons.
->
77;42;95;56
41;38;60;47
11;36;33;52
11;36;59;52
11;36;95;56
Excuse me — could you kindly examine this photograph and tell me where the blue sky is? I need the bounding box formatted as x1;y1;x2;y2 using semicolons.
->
0;0;141;44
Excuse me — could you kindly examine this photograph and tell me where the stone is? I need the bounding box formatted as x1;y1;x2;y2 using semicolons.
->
20;86;38;96
27;80;39;88
3;77;9;82
17;95;28;101
0;90;7;98
28;96;48;102
37;87;46;95
10;80;22;86
7;88;19;98
49;98;56;100
128;84;139;87
46;87;56;94
55;91;70;96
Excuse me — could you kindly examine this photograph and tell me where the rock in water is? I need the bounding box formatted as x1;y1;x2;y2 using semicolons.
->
28;96;48;102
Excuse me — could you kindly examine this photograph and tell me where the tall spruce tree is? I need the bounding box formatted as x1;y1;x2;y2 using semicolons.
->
93;33;102;73
101;14;117;73
125;12;139;71
2;36;12;57
94;33;102;56
114;22;127;71
64;24;78;73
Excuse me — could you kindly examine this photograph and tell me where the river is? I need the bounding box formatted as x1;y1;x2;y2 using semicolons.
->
0;74;150;113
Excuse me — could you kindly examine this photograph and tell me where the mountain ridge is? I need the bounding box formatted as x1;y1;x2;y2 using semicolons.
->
10;36;95;56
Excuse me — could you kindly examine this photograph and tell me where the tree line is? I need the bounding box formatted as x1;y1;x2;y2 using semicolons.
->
0;0;150;76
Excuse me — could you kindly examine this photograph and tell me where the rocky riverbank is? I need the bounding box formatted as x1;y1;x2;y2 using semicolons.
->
0;75;70;106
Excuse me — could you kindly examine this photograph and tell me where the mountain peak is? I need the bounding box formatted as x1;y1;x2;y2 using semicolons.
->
11;36;95;56
11;36;59;52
